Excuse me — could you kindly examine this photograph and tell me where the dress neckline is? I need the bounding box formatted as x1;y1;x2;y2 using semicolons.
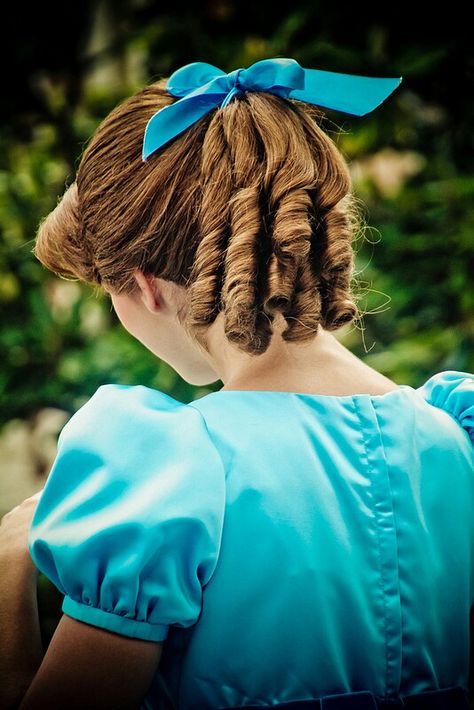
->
200;384;416;403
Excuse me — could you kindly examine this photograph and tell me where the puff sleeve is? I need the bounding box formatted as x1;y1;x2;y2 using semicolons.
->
416;369;474;445
28;384;226;642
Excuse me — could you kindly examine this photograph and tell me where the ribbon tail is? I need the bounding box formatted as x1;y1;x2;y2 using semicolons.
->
142;93;224;160
289;67;403;116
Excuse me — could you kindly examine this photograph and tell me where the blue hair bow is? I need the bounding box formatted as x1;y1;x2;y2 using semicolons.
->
142;57;403;161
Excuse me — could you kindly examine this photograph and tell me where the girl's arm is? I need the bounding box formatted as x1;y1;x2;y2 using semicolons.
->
0;576;163;710
1;493;163;709
0;495;44;708
18;614;163;710
0;558;44;708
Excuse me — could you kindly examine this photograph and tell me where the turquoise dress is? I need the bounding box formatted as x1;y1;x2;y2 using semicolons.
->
28;370;474;709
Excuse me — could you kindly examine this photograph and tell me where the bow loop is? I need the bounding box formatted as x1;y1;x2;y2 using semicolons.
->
142;56;403;160
244;57;306;94
166;61;227;97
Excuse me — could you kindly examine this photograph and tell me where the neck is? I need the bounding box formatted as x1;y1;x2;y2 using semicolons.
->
203;313;349;390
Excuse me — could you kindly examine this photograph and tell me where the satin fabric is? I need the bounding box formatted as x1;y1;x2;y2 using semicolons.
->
28;370;473;709
142;57;403;159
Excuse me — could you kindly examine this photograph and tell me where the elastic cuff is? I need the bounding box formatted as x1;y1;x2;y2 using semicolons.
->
62;595;169;642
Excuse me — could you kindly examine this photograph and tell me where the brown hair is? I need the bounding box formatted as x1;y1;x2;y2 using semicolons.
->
34;77;366;355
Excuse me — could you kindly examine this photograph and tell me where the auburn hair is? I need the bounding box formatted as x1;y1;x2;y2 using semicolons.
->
34;77;366;355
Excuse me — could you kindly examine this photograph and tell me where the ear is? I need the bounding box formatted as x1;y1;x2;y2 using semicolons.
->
132;269;161;314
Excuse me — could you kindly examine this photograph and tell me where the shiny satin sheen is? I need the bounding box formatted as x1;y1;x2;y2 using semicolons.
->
142;57;403;159
28;370;474;709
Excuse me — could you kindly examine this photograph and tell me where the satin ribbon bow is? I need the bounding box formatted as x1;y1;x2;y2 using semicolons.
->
142;57;403;161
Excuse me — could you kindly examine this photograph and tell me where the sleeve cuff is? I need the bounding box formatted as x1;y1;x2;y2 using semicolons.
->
61;595;169;642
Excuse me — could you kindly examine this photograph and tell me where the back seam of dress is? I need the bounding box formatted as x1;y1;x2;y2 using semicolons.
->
353;396;404;698
187;402;228;577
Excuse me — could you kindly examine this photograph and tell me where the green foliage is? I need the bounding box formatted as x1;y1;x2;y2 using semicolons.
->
0;3;472;426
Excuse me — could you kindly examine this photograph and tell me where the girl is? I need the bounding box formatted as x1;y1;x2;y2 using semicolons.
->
0;58;472;710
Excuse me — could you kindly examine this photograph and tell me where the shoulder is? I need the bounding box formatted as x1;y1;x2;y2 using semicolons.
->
416;369;474;444
58;383;215;455
40;382;226;518
54;384;221;476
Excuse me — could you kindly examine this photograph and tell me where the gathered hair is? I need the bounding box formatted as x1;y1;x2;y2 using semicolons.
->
34;76;367;355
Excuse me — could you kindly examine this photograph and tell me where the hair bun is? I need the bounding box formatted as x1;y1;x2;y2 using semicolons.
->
34;182;100;285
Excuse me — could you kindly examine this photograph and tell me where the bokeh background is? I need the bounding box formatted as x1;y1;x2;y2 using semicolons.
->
1;2;473;522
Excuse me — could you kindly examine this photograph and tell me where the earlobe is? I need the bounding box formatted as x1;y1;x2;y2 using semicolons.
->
133;269;161;313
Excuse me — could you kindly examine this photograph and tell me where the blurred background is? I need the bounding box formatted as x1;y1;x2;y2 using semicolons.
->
1;1;473;519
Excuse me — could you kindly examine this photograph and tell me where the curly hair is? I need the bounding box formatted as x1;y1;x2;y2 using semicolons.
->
34;77;366;356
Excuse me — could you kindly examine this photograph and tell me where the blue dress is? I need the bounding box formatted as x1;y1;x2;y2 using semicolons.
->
28;369;474;709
